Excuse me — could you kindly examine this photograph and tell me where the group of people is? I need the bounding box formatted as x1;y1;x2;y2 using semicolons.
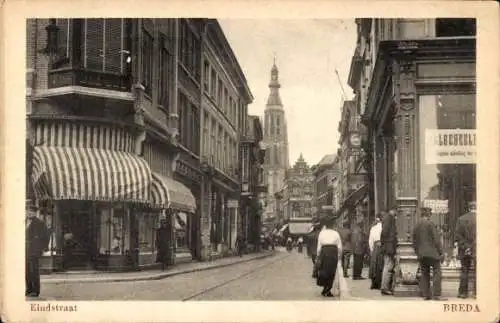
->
305;201;477;300
411;201;477;300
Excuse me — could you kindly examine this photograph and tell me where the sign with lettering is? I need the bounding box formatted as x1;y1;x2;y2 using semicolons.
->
425;129;476;164
423;199;449;214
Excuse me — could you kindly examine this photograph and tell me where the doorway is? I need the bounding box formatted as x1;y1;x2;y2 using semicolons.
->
60;201;97;270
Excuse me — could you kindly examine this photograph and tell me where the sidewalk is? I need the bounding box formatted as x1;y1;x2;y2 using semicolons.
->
41;250;277;284
347;268;463;301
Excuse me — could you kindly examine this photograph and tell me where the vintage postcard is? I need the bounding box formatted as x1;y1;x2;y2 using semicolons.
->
1;0;499;322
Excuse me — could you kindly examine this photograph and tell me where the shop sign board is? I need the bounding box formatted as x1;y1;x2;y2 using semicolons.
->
227;199;239;208
425;129;476;164
423;199;449;214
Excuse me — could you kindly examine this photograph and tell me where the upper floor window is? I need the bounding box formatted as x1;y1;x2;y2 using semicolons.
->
203;61;210;90
276;117;281;135
159;34;172;110
210;68;217;97
179;19;201;82
84;19;128;75
141;20;154;96
435;19;476;37
55;19;71;61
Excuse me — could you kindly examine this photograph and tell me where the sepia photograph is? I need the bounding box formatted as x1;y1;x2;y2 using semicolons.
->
24;17;478;302
1;1;498;322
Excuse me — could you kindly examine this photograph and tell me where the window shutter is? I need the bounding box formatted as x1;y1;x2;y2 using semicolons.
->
104;18;123;74
55;19;70;58
85;19;104;71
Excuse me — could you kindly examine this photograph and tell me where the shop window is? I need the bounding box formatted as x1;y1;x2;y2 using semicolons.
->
435;19;476;37
98;205;129;255
419;94;476;254
138;213;158;254
174;212;190;252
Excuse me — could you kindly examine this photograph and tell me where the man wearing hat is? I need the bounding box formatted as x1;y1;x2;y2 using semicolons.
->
26;201;50;297
307;218;323;278
455;201;477;299
412;207;444;300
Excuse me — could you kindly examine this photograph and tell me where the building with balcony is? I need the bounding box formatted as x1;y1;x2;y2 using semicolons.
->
239;115;266;251
26;18;251;271
311;154;338;219
356;18;476;290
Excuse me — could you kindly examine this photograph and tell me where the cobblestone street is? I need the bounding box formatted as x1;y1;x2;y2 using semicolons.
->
38;249;459;301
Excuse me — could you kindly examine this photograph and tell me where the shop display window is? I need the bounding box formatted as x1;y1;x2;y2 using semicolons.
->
98;205;130;255
138;212;158;254
174;211;190;252
419;94;476;253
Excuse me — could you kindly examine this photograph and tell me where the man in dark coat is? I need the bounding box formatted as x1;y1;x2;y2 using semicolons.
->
307;221;322;278
455;201;476;299
235;231;245;257
337;225;352;278
412;207;444;300
380;209;398;295
156;219;170;270
351;222;367;280
26;202;50;297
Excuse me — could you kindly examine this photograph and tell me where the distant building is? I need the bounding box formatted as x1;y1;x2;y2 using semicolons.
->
281;154;314;236
239;115;267;250
312;154;339;219
337;98;369;230
262;61;290;221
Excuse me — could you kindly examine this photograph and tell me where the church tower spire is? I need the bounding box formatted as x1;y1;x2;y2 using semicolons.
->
266;59;283;107
263;59;290;222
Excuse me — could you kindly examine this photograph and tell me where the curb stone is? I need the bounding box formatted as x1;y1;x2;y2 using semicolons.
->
42;251;277;284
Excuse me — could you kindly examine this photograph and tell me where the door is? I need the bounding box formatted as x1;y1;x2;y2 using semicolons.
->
62;202;94;270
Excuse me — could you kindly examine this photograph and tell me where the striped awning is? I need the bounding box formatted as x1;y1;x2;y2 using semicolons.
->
151;172;196;213
32;146;151;203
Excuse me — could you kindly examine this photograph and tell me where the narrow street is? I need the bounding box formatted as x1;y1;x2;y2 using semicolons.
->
40;250;383;301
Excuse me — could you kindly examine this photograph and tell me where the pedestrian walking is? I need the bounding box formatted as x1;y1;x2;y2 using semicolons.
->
307;221;322;278
368;213;384;289
351;223;367;280
380;209;398;295
25;201;50;297
235;232;245;257
455;201;477;299
315;218;343;297
337;225;352;278
412;207;444;300
155;219;170;270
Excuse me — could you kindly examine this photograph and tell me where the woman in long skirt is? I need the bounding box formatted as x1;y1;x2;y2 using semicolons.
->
315;219;343;297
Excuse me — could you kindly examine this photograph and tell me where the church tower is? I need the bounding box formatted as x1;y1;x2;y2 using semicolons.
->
263;59;290;220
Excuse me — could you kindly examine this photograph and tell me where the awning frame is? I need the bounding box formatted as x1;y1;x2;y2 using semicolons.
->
32;146;152;204
150;172;196;213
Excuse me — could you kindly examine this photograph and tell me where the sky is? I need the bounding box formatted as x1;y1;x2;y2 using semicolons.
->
219;19;357;166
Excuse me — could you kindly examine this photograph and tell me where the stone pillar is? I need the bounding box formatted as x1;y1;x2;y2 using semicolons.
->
199;176;212;261
391;56;420;293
